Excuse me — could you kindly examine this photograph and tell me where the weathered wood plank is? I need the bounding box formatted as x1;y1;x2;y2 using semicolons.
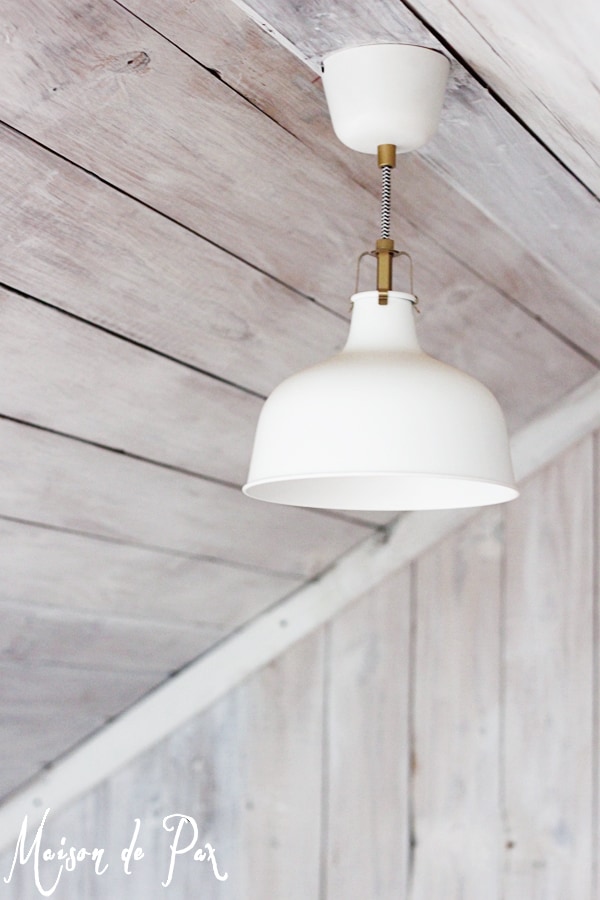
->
0;3;595;427
503;437;595;898
0;661;156;769
408;0;600;195
405;249;595;429
393;160;600;366
187;630;323;899
0;286;390;526
0;126;592;444
233;0;600;302
326;568;411;898
596;428;600;900
0;600;221;675
0;419;371;577
0;375;597;845
0;766;38;804
592;430;600;897
0;0;377;310
411;508;503;899
0;127;349;399
510;373;600;481
123;0;600;362
0;287;261;486
0;518;301;627
421;73;600;306
0;630;325;898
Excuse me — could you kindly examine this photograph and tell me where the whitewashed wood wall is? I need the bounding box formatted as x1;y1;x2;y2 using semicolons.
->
1;431;597;899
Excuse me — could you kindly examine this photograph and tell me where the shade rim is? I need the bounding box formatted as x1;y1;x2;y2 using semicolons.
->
243;471;519;511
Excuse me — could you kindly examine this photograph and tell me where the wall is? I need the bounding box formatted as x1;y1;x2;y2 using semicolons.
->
0;432;597;899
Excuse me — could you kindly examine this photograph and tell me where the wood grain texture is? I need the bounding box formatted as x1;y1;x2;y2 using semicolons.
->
0;418;371;577
402;249;594;429
0;0;378;310
0;283;390;527
411;508;503;899
0;518;301;627
325;568;411;898
408;0;600;195
0;433;597;896
0;127;349;399
0;600;221;675
0;630;325;899
0;124;592;443
0;661;155;772
0;5;594;430
503;437;595;898
0;374;598;830
0;287;262;487
596;429;600;900
122;0;600;363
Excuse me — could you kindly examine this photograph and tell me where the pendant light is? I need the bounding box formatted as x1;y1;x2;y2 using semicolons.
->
243;44;518;511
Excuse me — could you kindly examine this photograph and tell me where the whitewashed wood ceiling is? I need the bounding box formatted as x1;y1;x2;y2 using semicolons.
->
0;0;598;801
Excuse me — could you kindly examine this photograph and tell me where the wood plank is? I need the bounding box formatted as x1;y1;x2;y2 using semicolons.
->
186;630;323;899
503;437;595;897
404;248;594;430
0;0;378;310
0;126;592;446
0;418;371;577
232;0;600;302
0;4;595;425
596;428;600;900
99;631;324;898
326;568;411;897
0;767;38;803
123;0;600;364
510;373;600;480
407;0;600;195
0;791;106;895
0;127;349;399
0;661;156;769
0;518;301;627
411;508;503;898
0;630;324;898
0;286;391;526
0;600;221;675
392;159;600;367
0;374;597;846
0;287;261;487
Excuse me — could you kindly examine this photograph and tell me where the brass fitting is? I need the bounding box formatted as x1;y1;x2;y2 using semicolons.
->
377;144;397;168
375;237;395;305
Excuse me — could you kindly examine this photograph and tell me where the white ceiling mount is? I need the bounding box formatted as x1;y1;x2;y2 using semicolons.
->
322;44;450;154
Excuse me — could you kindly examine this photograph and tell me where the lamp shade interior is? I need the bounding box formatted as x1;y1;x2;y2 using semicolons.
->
243;472;518;510
243;292;518;511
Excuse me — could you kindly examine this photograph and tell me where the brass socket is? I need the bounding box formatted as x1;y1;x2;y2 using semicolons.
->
377;144;397;168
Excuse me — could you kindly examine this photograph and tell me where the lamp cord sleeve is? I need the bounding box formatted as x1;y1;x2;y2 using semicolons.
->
380;165;392;239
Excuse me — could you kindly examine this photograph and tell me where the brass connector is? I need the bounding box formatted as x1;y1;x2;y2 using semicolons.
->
375;237;395;304
377;144;397;169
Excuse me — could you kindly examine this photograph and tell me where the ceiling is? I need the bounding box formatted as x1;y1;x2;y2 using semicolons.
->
0;0;598;802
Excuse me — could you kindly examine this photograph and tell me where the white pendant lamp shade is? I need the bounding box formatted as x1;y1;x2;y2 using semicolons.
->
243;292;518;511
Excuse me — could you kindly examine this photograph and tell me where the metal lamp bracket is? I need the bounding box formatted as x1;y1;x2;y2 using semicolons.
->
355;248;418;310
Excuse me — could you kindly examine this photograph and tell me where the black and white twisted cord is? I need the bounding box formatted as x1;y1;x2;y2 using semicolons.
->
380;165;392;239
